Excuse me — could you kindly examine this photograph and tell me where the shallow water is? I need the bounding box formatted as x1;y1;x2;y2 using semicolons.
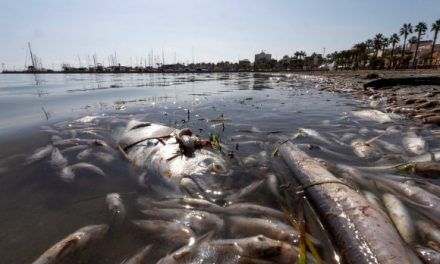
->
0;73;438;263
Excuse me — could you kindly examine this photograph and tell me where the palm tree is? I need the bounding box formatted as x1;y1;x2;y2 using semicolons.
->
430;19;440;65
381;37;389;55
365;39;373;49
373;34;384;57
413;22;428;67
353;42;367;69
399;23;413;67
389;33;400;68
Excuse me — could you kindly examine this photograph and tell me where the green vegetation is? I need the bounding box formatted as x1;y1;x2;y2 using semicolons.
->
329;19;440;70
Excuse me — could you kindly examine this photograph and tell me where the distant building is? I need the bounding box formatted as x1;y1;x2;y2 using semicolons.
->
238;59;251;70
410;40;433;52
254;51;272;63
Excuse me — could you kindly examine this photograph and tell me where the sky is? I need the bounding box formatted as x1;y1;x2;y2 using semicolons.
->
1;0;439;70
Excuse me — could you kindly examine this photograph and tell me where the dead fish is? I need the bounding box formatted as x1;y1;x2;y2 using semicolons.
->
340;133;357;142
376;139;405;154
206;235;299;264
413;245;440;264
75;115;99;123
416;220;440;245
50;147;67;169
132;220;195;246
121;245;153;264
61;145;87;153
280;142;412;264
381;179;440;225
156;231;214;264
93;152;115;163
137;197;224;213
351;139;382;161
59;162;105;182
228;216;302;245
225;203;285;220
32;224;108;264
385;125;403;135
296;143;350;160
51;135;63;143
61;129;77;139
351;109;394;124
363;191;385;212
382;193;415;244
296;128;333;146
77;149;93;160
412;162;440;178
88;139;109;147
267;173;283;201
141;208;224;234
118;121;231;198
402;133;428;155
24;145;54;165
225;179;265;203
106;193;126;224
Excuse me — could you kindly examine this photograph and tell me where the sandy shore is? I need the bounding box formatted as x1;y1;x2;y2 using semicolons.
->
312;70;440;126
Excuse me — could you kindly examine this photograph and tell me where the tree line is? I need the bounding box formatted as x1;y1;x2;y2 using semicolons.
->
329;19;440;70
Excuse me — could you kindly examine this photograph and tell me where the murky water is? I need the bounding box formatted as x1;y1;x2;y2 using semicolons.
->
0;73;438;263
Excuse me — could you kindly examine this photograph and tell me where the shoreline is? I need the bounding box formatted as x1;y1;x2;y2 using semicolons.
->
312;70;440;126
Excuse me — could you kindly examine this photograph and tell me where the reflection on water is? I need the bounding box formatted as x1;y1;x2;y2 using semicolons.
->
0;73;438;263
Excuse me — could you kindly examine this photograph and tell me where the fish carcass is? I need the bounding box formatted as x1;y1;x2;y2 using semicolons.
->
33;224;108;264
280;141;411;264
117;120;231;200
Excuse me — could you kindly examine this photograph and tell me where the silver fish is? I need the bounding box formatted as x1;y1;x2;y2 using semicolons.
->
416;220;440;245
106;193;126;224
59;162;105;182
50;147;67;169
224;203;285;220
156;231;214;264
118;121;231;198
141;208;224;234
296;128;334;146
228;216;301;245
132;220;195;246
267;173;283;201
137;197;224;213
351;139;382;161
77;148;93;160
380;179;440;225
24;145;54;165
225;179;265;202
350;109;394;124
382;193;415;244
61;145;88;153
93;151;115;163
32;224;108;264
205;235;299;264
402;132;428;155
280;141;411;264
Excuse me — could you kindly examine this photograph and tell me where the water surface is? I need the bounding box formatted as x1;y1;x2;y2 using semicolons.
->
0;73;437;263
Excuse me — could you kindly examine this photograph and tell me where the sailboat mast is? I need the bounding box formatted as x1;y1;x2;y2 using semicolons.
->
28;42;36;71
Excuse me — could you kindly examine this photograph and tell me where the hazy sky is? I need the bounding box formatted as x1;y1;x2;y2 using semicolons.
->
1;0;439;69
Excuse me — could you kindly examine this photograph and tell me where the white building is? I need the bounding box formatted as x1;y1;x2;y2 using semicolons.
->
255;51;272;63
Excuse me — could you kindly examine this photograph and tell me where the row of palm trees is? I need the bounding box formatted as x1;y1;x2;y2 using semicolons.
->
330;19;440;69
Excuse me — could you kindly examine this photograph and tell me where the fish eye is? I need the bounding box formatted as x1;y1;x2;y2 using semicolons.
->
257;235;265;241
